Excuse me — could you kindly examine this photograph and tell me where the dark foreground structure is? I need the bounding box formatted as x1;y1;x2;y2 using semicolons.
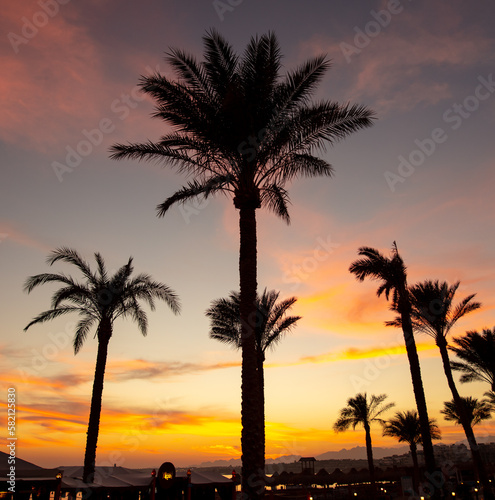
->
2;453;494;500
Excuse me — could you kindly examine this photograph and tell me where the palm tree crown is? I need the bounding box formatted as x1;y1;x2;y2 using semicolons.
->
206;288;300;362
450;328;495;391
387;280;481;344
334;393;395;433
24;247;180;351
24;247;180;483
383;410;441;446
110;30;375;221
441;397;492;427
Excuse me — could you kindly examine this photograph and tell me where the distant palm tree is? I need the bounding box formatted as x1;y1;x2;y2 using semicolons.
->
387;280;494;498
23;248;180;483
383;411;441;489
441;397;492;427
450;328;495;391
206;288;300;461
110;30;375;498
348;243;437;477
334;393;394;494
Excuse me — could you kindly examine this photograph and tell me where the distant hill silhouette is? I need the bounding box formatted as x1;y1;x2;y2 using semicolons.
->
316;445;410;461
194;448;411;468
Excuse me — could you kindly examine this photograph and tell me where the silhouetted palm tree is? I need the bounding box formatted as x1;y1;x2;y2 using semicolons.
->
110;30;375;497
334;393;394;494
450;328;495;391
441;397;492;427
348;243;437;478
23;248;180;483
383;411;441;489
387;279;494;497
206;288;300;461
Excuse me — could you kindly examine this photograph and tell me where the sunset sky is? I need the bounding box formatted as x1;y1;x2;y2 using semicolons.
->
2;0;495;469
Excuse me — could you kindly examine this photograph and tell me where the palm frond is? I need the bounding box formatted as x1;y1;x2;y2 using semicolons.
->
24;306;84;331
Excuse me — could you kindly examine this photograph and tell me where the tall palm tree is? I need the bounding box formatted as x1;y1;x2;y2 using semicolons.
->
383;411;441;489
110;30;375;497
334;393;394;496
23;248;180;483
206;288;300;459
348;243;437;478
441;397;492;427
388;280;493;499
450;328;495;391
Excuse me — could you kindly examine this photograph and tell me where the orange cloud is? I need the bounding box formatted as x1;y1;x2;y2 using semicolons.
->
265;341;437;369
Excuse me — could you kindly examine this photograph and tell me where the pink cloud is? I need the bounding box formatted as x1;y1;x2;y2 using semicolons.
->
0;220;51;252
300;7;495;113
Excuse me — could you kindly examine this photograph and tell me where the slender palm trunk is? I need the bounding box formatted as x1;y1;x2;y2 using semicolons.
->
82;321;111;483
410;442;420;493
238;206;264;499
437;338;494;500
397;290;437;478
258;352;265;479
363;422;376;498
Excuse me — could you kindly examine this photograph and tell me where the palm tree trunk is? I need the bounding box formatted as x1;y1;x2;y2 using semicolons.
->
258;352;265;481
410;442;420;493
437;338;494;500
397;290;437;478
238;205;264;500
82;320;111;483
363;422;376;498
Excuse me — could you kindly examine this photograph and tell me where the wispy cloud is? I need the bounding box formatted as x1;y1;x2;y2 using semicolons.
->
0;220;51;252
106;358;241;382
301;4;495;113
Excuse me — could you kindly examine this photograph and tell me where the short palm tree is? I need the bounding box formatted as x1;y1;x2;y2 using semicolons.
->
441;397;492;427
206;288;300;457
348;243;437;477
387;280;494;498
334;393;394;494
383;411;441;489
450;328;495;391
23;248;180;483
110;30;375;497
